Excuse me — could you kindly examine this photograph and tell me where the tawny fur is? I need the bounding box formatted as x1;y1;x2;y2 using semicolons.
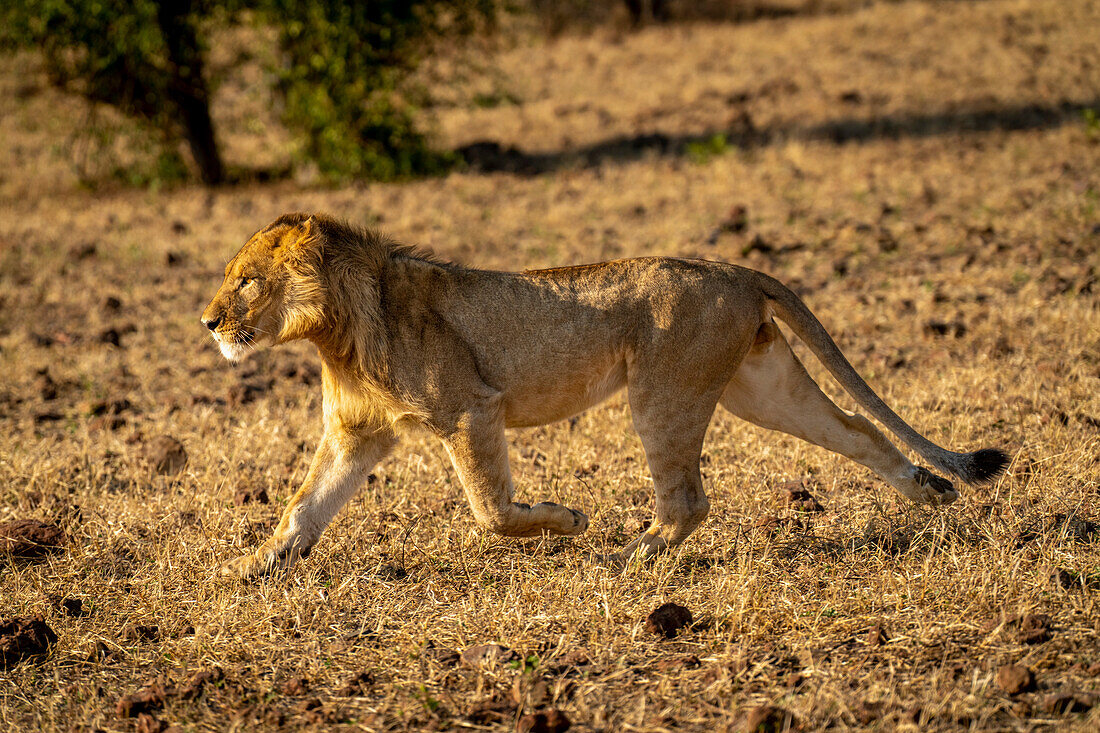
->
201;213;1008;578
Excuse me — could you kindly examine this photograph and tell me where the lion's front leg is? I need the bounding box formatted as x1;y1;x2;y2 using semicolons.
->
222;424;396;580
442;405;588;538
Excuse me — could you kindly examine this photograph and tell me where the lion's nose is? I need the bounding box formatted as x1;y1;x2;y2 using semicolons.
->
202;314;222;331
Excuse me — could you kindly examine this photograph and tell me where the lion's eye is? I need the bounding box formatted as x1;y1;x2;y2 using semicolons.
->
237;277;253;290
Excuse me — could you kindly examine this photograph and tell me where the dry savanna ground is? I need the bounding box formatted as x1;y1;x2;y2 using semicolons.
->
2;0;1099;730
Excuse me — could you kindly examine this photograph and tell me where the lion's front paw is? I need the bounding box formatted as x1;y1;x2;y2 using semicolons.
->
221;552;272;581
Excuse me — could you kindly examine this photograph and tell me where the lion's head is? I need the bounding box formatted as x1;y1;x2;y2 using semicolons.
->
201;213;326;362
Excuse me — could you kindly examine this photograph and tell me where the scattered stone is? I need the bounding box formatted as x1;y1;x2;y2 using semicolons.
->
518;709;571;733
461;643;519;668
0;519;65;558
233;486;269;506
178;667;223;700
645;602;693;639
865;623;889;647
165;251;185;267
122;624;161;643
116;679;169;717
1040;691;1095;714
32;410;63;424
722;204;749;234
85;398;132;416
0;615;57;668
170;220;189;235
996;664;1035;695
782;480;824;512
280;676;309;696
103;296;122;312
743;705;797;732
145;436;187;475
59;597;87;617
1019;614;1052;645
294;696;323;713
98;328;121;347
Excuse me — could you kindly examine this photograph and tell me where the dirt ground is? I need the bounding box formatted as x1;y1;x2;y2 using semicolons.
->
1;0;1099;730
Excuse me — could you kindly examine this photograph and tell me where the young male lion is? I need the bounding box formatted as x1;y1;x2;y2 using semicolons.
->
202;213;1008;579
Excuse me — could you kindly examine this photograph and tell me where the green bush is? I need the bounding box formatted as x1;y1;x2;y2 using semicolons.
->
0;0;496;184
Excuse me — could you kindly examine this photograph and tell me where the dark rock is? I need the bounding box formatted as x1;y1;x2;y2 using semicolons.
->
1019;614;1052;645
996;664;1034;695
645;602;693;639
782;481;825;513
227;380;272;407
0;519;65;558
518;709;571;733
0;615;57;668
59;597;87;617
122;624;161;643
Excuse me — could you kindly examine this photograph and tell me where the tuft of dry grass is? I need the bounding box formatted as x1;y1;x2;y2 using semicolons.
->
2;0;1099;730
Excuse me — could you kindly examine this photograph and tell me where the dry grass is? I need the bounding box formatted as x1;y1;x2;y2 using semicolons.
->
2;0;1099;730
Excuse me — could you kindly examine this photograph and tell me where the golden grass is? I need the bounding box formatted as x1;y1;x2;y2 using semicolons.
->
1;0;1099;730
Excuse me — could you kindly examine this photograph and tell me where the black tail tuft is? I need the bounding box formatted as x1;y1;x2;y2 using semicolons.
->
965;448;1010;484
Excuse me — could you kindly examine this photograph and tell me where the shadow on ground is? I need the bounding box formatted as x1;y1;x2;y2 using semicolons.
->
458;98;1100;175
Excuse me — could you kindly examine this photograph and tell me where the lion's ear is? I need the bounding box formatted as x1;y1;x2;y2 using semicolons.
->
277;215;317;254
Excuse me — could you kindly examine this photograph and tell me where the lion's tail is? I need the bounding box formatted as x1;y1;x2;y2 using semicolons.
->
756;272;1008;485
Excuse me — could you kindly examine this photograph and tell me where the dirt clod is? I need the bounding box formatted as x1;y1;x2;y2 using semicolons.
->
461;643;518;667
59;597;87;617
645;602;693;638
280;676;309;696
996;664;1034;695
743;705;798;732
1040;691;1095;714
512;674;551;707
0;519;65;558
145;435;187;475
122;624;161;643
1019;614;1052;645
782;480;824;512
116;679;169;718
517;709;571;733
0;615;57;668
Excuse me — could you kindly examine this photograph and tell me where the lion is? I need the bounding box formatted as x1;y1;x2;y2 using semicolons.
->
201;213;1008;579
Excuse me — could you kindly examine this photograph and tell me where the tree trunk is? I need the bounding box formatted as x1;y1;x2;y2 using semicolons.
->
156;0;224;185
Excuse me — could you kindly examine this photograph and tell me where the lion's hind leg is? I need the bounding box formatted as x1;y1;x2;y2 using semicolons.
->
609;375;717;564
720;322;957;505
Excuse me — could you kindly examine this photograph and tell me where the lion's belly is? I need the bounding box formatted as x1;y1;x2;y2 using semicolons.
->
501;356;627;428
